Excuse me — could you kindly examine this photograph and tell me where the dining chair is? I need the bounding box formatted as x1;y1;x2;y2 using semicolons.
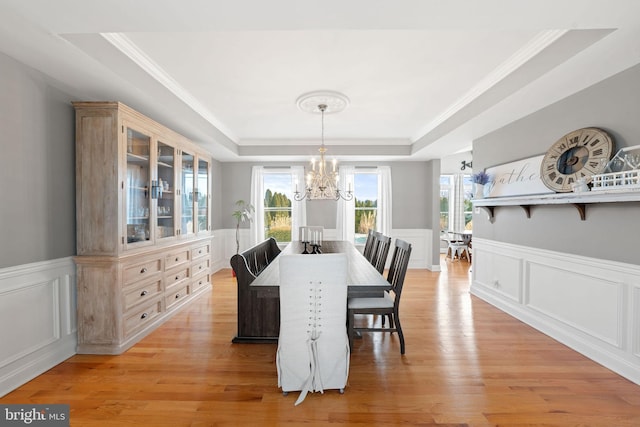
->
362;229;375;262
348;239;412;355
370;233;391;274
442;232;469;261
276;253;350;405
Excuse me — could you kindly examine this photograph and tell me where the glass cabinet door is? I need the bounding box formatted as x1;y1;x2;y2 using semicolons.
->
156;141;175;240
181;150;195;236
197;158;210;232
125;127;151;245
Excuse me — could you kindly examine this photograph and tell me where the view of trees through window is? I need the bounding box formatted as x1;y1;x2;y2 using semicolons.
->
263;174;292;242
354;173;377;244
440;174;473;231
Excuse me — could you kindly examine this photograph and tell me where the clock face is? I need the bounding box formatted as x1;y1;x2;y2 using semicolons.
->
540;127;614;192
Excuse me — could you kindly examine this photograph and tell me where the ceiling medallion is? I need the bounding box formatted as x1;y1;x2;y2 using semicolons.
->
296;90;350;114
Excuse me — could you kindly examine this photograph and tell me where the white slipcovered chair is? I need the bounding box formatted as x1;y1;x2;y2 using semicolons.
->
277;253;350;405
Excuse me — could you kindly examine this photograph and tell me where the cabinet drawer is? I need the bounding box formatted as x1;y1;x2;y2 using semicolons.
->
191;243;210;260
165;283;189;310
123;279;163;312
192;258;210;277
124;299;162;337
165;267;190;291
165;249;190;270
192;273;210;292
123;259;162;286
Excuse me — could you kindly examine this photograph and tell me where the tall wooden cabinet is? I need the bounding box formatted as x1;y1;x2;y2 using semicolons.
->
73;102;213;354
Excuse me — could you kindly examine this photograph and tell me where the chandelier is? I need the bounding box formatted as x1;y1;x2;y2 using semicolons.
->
294;92;353;201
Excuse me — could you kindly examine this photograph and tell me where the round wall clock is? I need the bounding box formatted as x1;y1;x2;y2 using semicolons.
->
540;127;614;192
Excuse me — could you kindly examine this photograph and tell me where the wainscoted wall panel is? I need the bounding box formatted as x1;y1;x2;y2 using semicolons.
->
473;247;523;303
391;229;433;271
634;284;640;358
0;280;59;366
471;237;640;386
0;258;76;397
526;261;623;347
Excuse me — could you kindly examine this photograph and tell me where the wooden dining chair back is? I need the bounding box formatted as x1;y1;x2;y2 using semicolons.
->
370;233;391;274
348;239;412;355
276;253;350;405
362;229;375;262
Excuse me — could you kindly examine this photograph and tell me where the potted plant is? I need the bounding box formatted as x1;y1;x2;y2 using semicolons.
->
232;200;254;254
472;171;490;199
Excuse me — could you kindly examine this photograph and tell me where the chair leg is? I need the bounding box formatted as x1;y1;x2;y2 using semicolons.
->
394;308;405;355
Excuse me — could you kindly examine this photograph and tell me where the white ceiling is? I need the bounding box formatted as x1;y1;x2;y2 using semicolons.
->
1;0;639;162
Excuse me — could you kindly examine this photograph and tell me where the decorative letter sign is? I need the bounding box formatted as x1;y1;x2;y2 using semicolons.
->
484;155;554;198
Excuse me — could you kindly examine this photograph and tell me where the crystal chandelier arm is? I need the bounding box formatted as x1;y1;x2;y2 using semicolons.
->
294;95;353;201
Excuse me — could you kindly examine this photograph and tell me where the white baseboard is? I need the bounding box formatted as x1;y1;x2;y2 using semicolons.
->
0;257;77;397
471;238;640;386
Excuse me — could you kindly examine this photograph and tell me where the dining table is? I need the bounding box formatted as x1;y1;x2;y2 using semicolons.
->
242;240;390;342
251;240;390;297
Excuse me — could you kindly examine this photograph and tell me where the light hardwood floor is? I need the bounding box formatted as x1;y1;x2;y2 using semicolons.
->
2;257;640;426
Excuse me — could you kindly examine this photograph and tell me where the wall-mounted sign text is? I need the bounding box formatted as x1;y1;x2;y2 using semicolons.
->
485;155;554;197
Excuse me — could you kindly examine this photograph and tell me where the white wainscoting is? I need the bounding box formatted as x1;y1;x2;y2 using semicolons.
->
0;257;77;397
471;237;640;386
212;228;435;274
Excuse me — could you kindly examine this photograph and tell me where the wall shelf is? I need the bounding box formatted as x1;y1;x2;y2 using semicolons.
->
472;190;640;222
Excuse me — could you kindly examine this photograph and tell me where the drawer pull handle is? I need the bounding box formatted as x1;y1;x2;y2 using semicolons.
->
199;281;203;285
175;276;179;281
140;267;147;274
199;266;202;270
175;294;180;299
198;250;202;254
140;290;148;297
175;257;179;262
141;312;148;320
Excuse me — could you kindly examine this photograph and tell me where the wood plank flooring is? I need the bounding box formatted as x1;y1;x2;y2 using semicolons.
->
2;257;640;426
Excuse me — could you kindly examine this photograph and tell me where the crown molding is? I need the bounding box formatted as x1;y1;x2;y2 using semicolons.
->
101;32;238;142
413;29;568;141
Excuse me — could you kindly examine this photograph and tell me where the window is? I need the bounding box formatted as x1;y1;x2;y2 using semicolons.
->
250;166;306;246
263;173;293;242
440;175;452;231
440;174;473;231
337;166;392;245
354;172;378;245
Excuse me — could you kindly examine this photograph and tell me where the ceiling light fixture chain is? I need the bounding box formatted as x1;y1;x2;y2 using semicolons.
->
294;92;353;201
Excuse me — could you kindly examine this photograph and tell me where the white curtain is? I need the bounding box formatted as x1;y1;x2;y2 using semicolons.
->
250;166;265;246
250;166;307;247
291;165;307;236
336;166;355;242
377;166;392;237
452;173;465;232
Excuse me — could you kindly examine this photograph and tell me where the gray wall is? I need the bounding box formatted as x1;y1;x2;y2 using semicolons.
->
219;161;434;231
473;63;640;265
210;158;223;230
0;52;76;268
